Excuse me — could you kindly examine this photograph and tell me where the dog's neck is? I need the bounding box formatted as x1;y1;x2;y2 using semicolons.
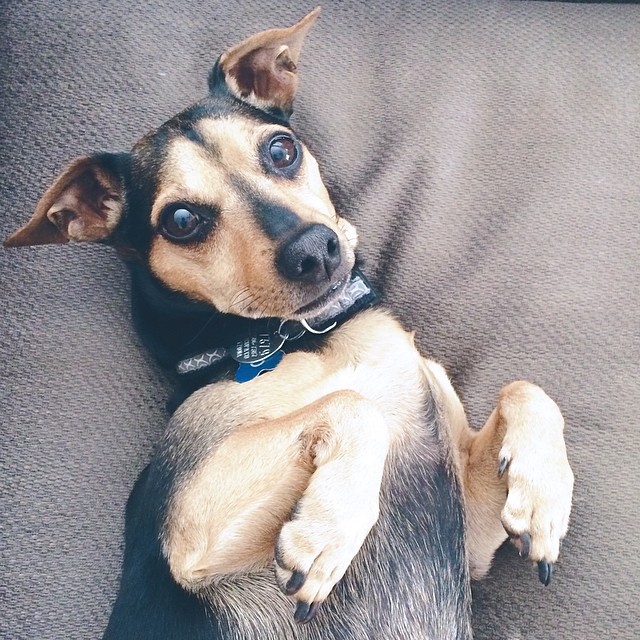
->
128;263;378;390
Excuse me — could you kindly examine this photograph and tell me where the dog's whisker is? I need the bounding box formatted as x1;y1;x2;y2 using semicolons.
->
253;296;269;319
232;292;254;310
230;287;250;306
238;295;258;315
253;296;265;318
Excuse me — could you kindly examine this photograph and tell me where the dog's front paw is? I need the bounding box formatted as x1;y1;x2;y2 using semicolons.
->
274;470;380;623
498;383;574;585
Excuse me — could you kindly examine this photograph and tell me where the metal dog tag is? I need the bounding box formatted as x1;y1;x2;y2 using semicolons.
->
229;321;286;364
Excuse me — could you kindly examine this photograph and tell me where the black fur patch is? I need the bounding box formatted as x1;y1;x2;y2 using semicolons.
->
249;196;302;239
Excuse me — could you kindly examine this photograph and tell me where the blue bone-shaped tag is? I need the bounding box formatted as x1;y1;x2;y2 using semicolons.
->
234;349;284;383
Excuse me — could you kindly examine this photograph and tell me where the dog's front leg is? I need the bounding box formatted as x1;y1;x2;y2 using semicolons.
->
273;390;389;622
463;381;574;583
163;390;389;619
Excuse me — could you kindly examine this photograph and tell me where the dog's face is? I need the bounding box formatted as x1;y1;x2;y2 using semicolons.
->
5;7;357;321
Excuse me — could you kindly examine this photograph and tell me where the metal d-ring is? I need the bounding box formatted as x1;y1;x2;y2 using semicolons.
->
278;320;306;342
300;318;337;335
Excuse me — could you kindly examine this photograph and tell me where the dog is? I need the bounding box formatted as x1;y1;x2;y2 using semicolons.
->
5;8;574;639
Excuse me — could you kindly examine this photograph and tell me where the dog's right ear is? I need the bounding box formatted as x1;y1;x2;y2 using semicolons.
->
209;7;321;119
4;153;128;248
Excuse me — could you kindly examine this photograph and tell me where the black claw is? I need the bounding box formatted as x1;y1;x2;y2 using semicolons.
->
498;457;510;478
284;570;307;595
294;601;320;624
538;561;553;586
307;602;320;622
519;532;531;559
274;543;286;569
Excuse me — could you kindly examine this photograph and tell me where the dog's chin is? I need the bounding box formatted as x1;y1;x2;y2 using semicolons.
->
225;277;349;322
290;274;351;321
226;261;356;321
228;277;348;322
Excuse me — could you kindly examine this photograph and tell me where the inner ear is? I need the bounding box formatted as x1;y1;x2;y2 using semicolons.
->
4;153;128;248
211;7;321;118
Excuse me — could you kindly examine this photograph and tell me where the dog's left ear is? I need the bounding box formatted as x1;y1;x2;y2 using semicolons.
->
4;153;128;248
210;7;321;119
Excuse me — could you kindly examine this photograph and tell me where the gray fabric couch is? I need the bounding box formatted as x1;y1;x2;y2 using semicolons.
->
1;1;638;638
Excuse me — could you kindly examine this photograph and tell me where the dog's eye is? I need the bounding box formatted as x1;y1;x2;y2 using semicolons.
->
269;137;297;168
161;207;203;241
268;135;299;170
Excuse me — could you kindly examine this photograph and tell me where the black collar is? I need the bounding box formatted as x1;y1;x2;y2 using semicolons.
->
175;268;378;381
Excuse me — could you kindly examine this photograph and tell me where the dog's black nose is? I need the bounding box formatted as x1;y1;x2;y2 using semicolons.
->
277;224;342;284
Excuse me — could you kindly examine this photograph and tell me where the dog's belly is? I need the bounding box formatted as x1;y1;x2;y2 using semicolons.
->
198;417;472;640
104;309;472;639
196;454;471;640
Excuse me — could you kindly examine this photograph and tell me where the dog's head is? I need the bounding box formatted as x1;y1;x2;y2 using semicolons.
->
5;8;358;321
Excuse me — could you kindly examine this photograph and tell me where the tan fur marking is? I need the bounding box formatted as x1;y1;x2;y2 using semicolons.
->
166;389;388;594
150;136;227;226
165;418;313;585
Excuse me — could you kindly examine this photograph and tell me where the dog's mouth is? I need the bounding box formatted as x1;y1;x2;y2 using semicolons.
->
294;276;350;319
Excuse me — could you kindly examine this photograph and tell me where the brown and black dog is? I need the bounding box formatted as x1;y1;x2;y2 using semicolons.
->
5;8;574;639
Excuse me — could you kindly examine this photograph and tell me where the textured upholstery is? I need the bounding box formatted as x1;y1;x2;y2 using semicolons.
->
1;1;639;638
